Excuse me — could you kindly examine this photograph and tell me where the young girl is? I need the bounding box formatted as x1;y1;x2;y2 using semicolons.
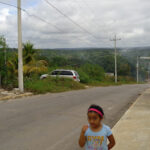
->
79;104;115;150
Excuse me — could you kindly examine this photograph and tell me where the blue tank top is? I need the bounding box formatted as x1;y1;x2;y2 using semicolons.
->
84;124;112;150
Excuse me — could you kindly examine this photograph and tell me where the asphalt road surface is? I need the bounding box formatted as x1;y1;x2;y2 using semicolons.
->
0;84;149;150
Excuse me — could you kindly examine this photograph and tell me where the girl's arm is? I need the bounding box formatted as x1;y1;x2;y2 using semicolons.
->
78;125;88;147
107;134;116;150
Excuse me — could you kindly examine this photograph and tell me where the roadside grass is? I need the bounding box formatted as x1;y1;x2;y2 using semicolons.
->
24;77;85;94
87;81;137;87
86;76;137;87
24;76;138;94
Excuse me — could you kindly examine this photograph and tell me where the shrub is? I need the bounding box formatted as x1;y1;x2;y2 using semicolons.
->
80;63;105;82
77;70;90;83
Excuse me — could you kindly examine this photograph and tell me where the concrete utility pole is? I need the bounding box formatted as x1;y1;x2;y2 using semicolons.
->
111;35;121;83
17;0;24;92
136;56;139;83
4;44;7;84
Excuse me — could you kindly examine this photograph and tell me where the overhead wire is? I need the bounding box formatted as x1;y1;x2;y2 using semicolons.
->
0;1;64;32
0;1;100;47
44;0;102;40
0;1;115;48
52;0;112;43
44;0;114;47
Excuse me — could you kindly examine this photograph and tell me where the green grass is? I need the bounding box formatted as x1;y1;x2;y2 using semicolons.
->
84;76;137;87
87;81;137;87
24;76;138;94
24;77;85;94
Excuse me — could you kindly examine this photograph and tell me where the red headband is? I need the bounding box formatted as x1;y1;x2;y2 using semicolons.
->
88;108;103;117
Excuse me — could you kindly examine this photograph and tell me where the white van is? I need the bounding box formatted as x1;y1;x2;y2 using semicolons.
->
40;69;80;82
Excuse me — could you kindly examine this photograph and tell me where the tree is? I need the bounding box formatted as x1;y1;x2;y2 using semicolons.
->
23;41;36;64
0;36;8;86
23;41;48;76
51;56;68;67
7;41;48;80
7;53;18;77
23;60;48;76
118;64;131;76
80;63;105;81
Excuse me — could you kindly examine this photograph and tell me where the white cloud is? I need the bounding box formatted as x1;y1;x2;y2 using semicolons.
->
119;28;144;39
0;8;9;22
0;0;150;48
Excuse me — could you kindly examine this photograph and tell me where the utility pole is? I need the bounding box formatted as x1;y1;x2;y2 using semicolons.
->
4;44;7;85
136;56;139;83
17;0;24;92
111;35;121;83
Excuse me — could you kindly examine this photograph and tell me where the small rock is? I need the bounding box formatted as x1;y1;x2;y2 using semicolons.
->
13;88;21;94
1;91;9;95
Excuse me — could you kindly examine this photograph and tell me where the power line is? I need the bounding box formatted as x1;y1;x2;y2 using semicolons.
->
80;0;100;28
65;0;91;31
44;0;100;40
24;11;64;32
56;0;111;39
81;0;116;36
0;1;63;32
0;1;112;47
0;1;18;8
72;0;92;28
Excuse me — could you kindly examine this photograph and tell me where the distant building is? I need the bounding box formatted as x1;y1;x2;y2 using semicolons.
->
105;73;114;77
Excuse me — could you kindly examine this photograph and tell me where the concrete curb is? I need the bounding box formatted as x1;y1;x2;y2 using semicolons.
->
112;88;150;150
112;89;149;131
0;92;33;101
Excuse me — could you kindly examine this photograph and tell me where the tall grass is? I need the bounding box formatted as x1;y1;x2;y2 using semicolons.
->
24;76;85;94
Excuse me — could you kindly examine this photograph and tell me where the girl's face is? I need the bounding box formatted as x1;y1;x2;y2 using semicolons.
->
88;112;102;128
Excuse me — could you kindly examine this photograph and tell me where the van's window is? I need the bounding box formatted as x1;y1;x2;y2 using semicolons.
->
51;71;61;75
61;71;73;76
75;71;79;77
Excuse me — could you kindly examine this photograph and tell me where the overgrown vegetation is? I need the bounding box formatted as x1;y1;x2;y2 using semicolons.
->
1;35;146;94
24;76;85;93
77;64;105;83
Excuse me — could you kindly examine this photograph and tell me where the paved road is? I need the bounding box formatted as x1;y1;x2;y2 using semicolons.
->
0;84;149;150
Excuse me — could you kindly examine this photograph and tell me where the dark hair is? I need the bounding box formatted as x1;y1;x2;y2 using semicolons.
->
88;104;104;118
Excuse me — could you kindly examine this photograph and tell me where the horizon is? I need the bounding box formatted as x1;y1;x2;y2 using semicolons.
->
7;46;150;50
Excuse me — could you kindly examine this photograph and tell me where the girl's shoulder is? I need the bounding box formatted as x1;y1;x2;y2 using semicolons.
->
103;124;111;130
85;124;112;137
102;124;112;137
84;127;90;136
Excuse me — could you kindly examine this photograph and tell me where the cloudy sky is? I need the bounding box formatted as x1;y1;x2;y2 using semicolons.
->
0;0;150;48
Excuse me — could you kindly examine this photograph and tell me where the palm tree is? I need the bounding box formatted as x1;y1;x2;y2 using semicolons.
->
23;41;36;64
23;60;48;76
23;41;48;76
7;53;18;77
7;41;48;77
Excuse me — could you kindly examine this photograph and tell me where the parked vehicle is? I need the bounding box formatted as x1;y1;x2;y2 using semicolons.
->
40;69;80;82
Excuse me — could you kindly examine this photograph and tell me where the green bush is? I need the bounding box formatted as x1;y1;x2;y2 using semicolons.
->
2;78;18;90
77;70;90;83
